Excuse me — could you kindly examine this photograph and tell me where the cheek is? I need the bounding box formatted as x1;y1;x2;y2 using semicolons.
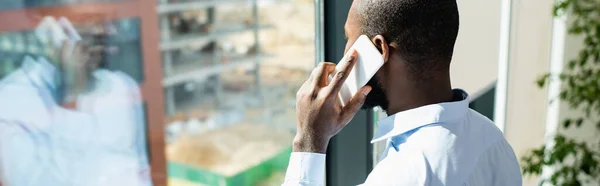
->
343;44;351;54
343;40;355;54
374;63;390;86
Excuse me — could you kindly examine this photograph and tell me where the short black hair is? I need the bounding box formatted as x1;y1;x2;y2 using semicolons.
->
358;0;459;74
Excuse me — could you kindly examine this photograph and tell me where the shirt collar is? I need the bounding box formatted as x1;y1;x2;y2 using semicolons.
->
22;56;57;90
371;89;470;143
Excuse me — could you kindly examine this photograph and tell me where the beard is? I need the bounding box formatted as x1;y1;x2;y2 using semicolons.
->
361;76;389;111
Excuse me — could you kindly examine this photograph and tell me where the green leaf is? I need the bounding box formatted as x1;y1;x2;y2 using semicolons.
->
533;148;545;157
555;135;566;144
584;36;594;46
559;74;568;80
537;74;550;88
560;91;568;99
569;60;577;70
575;118;584;127
571;26;584;34
579;50;590;65
564;119;573;128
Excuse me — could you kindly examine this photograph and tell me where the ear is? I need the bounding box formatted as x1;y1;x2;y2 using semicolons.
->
372;35;390;63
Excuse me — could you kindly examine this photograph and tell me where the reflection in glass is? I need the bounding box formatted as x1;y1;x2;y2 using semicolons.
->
0;17;150;186
0;0;132;11
0;0;316;185
0;18;143;82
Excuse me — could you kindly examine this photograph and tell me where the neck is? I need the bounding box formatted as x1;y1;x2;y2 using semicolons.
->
385;72;454;115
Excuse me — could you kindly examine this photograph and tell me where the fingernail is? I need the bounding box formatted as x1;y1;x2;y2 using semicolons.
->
348;55;354;62
363;87;372;96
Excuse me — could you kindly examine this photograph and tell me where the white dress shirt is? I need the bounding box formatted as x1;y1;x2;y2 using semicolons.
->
283;89;522;186
76;69;151;186
0;57;150;186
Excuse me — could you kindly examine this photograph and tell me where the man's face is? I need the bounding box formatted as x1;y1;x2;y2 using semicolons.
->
56;41;91;98
343;0;390;111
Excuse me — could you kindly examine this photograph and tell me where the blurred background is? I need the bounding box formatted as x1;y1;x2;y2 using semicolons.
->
0;0;598;186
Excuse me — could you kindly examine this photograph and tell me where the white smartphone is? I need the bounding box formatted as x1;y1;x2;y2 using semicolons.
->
330;35;385;106
35;16;69;49
58;17;82;41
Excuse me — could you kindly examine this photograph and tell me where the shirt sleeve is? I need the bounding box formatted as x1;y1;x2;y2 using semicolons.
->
0;120;63;186
114;71;152;186
282;152;326;186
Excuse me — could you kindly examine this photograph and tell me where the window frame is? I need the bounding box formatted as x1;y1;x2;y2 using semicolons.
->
321;1;375;185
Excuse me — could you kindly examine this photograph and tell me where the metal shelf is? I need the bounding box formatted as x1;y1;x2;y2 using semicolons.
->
158;0;243;14
159;0;267;117
157;0;288;14
162;53;271;87
160;24;273;51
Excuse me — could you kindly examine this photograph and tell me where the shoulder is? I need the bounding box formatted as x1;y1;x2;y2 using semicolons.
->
96;70;137;88
466;138;522;185
92;69;141;97
367;150;435;185
97;70;140;94
112;71;138;87
0;71;44;116
394;109;513;185
0;76;50;131
0;69;30;90
407;110;505;155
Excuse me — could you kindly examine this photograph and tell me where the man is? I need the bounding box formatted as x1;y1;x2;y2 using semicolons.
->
283;0;522;185
0;40;97;186
76;21;152;186
0;17;150;186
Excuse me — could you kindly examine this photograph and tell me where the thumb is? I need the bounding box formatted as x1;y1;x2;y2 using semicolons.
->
339;86;372;125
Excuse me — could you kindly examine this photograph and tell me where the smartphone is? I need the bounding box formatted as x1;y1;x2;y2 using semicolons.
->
330;35;384;106
36;16;81;55
35;16;69;49
58;17;82;41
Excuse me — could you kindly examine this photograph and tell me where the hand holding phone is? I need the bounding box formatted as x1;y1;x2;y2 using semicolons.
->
35;16;81;49
58;17;82;41
35;16;69;49
329;35;385;106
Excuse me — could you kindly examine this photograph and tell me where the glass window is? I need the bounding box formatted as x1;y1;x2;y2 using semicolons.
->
0;18;143;81
0;0;315;186
0;12;153;186
0;0;134;11
159;0;315;185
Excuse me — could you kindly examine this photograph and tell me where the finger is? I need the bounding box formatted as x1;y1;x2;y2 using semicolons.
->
64;40;91;64
305;68;316;85
339;86;372;125
308;62;332;87
327;50;358;95
316;62;336;87
307;63;323;86
297;73;313;99
60;40;75;62
75;41;91;63
298;62;333;99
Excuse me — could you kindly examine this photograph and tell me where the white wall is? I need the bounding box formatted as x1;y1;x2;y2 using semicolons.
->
451;0;501;95
428;0;598;185
504;1;599;186
502;0;554;185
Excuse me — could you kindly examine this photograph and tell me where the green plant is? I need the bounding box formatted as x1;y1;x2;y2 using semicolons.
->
521;0;600;185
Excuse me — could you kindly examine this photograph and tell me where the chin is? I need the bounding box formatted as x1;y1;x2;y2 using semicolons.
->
361;78;389;110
